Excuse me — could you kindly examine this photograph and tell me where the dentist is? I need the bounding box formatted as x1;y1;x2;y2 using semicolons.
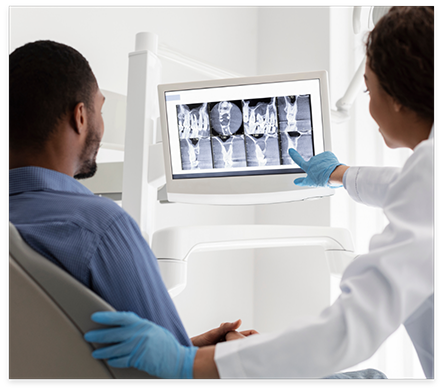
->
85;6;434;379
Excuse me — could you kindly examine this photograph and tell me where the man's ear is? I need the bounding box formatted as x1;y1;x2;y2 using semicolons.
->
72;102;87;135
392;99;403;113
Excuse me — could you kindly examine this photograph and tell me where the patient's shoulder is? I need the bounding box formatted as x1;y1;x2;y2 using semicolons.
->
71;193;134;234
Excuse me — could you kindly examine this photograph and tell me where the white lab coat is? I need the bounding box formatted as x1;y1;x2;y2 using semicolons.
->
214;129;434;379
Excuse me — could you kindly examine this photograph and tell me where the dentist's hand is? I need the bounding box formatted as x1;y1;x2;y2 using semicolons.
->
289;149;347;188
84;311;198;379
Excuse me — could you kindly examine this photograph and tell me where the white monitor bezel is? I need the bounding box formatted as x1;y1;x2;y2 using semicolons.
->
158;70;333;205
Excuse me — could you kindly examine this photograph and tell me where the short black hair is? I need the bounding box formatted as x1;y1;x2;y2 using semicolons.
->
9;40;98;151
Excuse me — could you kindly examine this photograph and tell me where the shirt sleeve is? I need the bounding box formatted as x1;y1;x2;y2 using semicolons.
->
344;166;402;208
88;212;192;347
215;140;433;378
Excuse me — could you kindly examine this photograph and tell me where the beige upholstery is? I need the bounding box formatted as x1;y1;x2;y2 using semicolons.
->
9;222;155;379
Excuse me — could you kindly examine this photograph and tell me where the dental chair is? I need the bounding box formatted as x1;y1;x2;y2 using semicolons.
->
9;222;154;379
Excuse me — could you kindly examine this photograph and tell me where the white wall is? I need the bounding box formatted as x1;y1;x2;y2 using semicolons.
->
257;7;331;75
10;7;259;93
10;6;334;339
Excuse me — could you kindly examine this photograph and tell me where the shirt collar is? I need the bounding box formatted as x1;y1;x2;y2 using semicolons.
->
9;166;94;196
429;124;434;139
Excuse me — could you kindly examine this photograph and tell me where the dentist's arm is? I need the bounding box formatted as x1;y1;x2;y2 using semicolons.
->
329;164;350;186
193;345;219;378
84;311;220;378
194;329;275;377
290;149;403;207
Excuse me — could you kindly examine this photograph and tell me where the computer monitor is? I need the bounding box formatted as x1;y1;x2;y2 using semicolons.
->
158;70;334;205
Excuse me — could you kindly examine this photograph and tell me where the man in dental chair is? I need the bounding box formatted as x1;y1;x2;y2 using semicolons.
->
9;39;254;352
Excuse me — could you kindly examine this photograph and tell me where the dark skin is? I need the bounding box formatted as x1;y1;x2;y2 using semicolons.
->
191;319;258;346
187;320;259;378
10;88;106;175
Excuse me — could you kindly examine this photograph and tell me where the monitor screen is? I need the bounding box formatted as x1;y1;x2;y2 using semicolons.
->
159;71;334;205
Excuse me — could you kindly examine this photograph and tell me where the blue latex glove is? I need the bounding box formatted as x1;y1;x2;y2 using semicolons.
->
288;149;344;188
84;311;198;379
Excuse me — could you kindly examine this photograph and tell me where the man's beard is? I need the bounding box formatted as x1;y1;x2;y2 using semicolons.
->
74;125;101;180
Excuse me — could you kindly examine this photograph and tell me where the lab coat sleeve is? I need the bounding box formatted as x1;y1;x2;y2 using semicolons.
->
344;166;402;208
214;139;433;378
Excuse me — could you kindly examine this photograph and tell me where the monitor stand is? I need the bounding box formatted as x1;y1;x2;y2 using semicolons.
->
151;225;355;297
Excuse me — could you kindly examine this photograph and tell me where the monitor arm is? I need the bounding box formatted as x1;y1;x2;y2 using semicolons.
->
121;32;242;244
330;6;391;124
152;225;355;297
331;57;366;123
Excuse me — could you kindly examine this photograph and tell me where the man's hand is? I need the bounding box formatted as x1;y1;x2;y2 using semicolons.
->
191;319;241;347
191;320;259;347
225;329;259;341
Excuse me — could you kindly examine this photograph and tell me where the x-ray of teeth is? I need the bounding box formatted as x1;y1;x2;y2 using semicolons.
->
245;134;280;166
177;103;213;170
209;100;244;136
175;94;315;172
242;98;280;166
243;97;278;135
277;95;314;165
212;135;247;169
178;103;210;138
180;138;213;170
209;100;246;169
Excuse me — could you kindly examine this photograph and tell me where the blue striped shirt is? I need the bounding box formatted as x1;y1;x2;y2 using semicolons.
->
9;166;192;346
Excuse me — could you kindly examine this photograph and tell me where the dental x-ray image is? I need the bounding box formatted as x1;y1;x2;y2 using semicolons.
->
277;95;314;165
175;94;314;171
177;103;214;170
242;97;280;166
209;100;247;169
